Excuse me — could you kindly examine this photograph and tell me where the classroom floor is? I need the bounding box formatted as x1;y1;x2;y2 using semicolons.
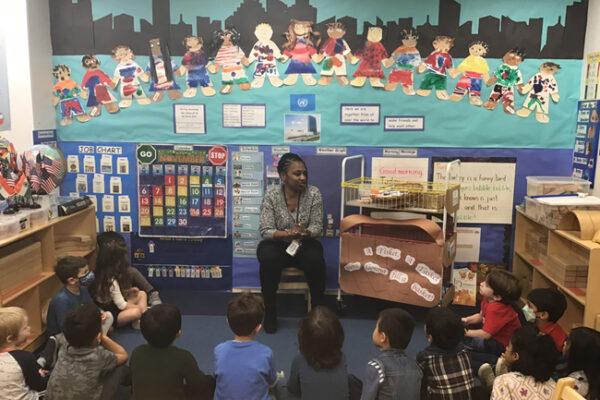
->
112;290;471;399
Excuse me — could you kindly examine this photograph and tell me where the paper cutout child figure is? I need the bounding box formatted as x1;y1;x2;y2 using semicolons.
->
281;20;321;86
351;26;388;88
483;48;525;114
416;36;454;100
178;36;216;97
208;28;250;94
246;23;284;88
316;22;355;86
111;45;151;108
516;62;561;123
51;64;91;126
449;40;490;106
147;37;182;102
80;55;119;117
383;29;421;94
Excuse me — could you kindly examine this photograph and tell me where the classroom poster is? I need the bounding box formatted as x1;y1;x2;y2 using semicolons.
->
232;151;264;258
371;157;429;182
136;144;227;238
433;159;516;224
59;142;137;233
572;100;600;185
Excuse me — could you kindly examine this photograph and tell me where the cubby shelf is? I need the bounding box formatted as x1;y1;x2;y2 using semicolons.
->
513;207;600;331
0;206;96;351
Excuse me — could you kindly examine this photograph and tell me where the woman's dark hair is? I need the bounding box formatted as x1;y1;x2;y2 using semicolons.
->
298;306;344;370
566;327;600;400
509;326;559;383
277;152;306;175
90;232;131;303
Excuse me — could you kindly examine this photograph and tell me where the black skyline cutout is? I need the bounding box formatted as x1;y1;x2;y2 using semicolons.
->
49;0;587;59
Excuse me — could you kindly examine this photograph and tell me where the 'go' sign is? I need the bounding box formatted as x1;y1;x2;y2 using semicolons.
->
137;145;157;164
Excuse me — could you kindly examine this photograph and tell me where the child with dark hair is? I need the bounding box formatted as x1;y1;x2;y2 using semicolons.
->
0;307;48;400
130;304;215;400
287;306;356;400
524;288;567;351
46;256;113;337
361;308;422;400
95;231;162;306
490;326;558;400
417;307;475;400
90;232;148;329
564;327;600;399
46;304;129;400
463;270;522;358
214;292;279;399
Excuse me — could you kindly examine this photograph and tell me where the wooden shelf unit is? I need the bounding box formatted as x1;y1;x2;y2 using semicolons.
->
513;207;600;331
0;206;96;350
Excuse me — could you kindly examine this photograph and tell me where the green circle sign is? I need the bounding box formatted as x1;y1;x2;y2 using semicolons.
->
137;145;157;164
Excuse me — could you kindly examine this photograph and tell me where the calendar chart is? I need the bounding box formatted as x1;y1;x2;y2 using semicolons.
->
136;144;227;238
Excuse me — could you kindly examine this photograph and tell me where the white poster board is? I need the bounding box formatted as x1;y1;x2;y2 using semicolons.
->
371;157;429;182
434;161;516;224
455;227;481;262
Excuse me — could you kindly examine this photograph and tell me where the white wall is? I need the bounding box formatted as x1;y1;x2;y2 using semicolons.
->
0;0;54;153
585;1;600;196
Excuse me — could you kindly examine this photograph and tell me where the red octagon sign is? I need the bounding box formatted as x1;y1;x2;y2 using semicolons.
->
208;146;227;166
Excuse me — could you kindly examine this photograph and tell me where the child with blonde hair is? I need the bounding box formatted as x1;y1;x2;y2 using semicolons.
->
0;307;48;399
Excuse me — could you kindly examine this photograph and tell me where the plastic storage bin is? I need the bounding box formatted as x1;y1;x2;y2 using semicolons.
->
525;196;600;229
28;207;49;228
0;216;21;240
526;176;591;197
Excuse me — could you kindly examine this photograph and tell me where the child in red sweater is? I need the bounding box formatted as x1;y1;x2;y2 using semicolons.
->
463;270;522;368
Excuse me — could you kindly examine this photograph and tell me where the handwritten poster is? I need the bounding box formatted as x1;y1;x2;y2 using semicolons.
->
371;157;429;182
433;160;516;224
340;104;380;125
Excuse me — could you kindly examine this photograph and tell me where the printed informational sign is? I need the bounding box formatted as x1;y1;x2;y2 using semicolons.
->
232;151;264;257
572;100;600;186
137;144;227;238
384;116;425;131
59;142;137;233
222;104;266;128
584;52;600;100
173;104;206;134
434;159;516;224
340;104;380;125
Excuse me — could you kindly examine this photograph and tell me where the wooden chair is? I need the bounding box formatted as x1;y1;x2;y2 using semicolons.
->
278;267;311;312
551;378;585;400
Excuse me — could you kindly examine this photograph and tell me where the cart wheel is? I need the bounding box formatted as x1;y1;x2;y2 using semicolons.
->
336;298;347;316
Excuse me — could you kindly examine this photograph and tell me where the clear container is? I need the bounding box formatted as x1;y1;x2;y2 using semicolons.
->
0;216;20;240
526;176;591;197
28;206;49;228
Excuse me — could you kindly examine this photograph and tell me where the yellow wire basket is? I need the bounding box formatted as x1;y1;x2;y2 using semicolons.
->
342;177;460;212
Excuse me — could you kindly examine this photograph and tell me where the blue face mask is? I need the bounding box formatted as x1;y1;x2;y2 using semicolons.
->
522;304;536;322
79;271;95;287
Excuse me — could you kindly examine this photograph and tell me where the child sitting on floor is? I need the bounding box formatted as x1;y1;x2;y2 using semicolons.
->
47;256;113;337
46;304;129;400
361;308;422;400
0;307;48;400
490;326;558;400
130;303;215;399
214;292;280;400
563;326;600;399
523;287;567;352
90;234;148;329
463;270;522;363
417;307;475;400
287;306;361;400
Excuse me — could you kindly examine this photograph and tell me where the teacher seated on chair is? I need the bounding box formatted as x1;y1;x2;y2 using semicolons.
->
257;152;326;334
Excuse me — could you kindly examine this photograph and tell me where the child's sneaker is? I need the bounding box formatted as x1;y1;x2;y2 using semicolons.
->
478;363;496;389
149;291;162;306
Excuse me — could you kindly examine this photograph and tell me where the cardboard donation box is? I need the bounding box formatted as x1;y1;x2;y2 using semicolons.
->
339;215;456;307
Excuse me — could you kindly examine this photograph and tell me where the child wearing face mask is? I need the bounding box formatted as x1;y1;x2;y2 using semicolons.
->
46;256;113;337
523;288;567;352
